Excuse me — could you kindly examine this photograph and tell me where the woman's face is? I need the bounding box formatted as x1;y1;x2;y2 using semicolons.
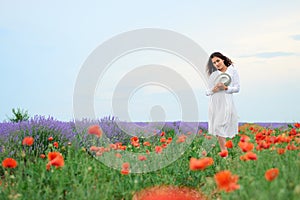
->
211;56;226;71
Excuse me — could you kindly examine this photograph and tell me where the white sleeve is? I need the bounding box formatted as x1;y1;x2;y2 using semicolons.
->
225;68;240;94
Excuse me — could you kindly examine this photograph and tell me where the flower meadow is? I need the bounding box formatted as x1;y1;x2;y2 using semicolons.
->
0;116;300;200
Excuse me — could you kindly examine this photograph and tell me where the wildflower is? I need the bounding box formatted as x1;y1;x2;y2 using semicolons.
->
53;142;59;148
289;128;297;136
214;170;240;192
131;136;140;147
244;151;257;160
257;140;270;149
48;137;53;142
189;157;214;171
160;131;165;137
115;142;122;147
295;123;300;128
121;162;130;175
277;148;286;155
90;146;99;152
109;144;118;150
132;185;206;200
238;141;254;152
240;135;250;142
160;137;167;143
88;125;102;137
286;143;297;150
166;137;172;144
176;135;187;143
2;158;18;168
138;155;147;161
239;154;247;161
40;154;46;159
225;140;233;148
122;162;130;169
132;142;140;148
131;136;139;143
46;152;64;170
121;168;130;175
119;145;127;151
155;146;163;154
143;141;151;146
265;168;279;181
219;150;228;158
22;136;34;146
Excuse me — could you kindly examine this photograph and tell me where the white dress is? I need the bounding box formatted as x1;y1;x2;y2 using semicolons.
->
206;65;240;138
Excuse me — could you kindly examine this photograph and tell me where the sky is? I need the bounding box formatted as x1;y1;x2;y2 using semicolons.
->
1;0;300;123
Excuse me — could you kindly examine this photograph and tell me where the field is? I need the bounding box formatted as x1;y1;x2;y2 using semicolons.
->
0;116;300;200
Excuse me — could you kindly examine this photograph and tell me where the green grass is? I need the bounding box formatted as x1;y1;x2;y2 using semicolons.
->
1;126;300;200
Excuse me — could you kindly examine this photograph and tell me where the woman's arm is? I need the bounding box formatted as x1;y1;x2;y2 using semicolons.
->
225;68;240;94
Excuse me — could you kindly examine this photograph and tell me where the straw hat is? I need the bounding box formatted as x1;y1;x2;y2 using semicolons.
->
215;72;231;86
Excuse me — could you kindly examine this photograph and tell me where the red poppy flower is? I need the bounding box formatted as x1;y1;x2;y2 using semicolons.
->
132;185;206;200
295;123;300;128
143;141;151;146
2;158;18;168
176;135;187;143
189;157;214;171
155;146;163;154
53;142;59;148
122;162;130;169
219;150;228;157
40;154;46;159
277;148;286;155
166;137;172;144
22;136;34;146
48;137;54;142
133;142;141;148
238;141;254;152
160;131;165;137
245;151;257;160
225;140;233;148
160;137;167;143
131;136;139;143
109;143;117;150
121;169;130;175
121;162;130;175
88;125;103;137
46;152;64;170
138;155;147;161
286;143;297;150
119;145;127;151
265;168;279;181
214;170;240;192
90;146;99;152
240;135;250;142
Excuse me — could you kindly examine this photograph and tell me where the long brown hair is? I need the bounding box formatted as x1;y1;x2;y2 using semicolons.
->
206;52;233;75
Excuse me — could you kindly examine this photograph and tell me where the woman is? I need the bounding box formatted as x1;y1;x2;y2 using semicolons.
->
206;52;240;152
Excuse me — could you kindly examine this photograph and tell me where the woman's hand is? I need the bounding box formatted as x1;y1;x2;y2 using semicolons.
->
213;83;228;93
212;85;220;93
